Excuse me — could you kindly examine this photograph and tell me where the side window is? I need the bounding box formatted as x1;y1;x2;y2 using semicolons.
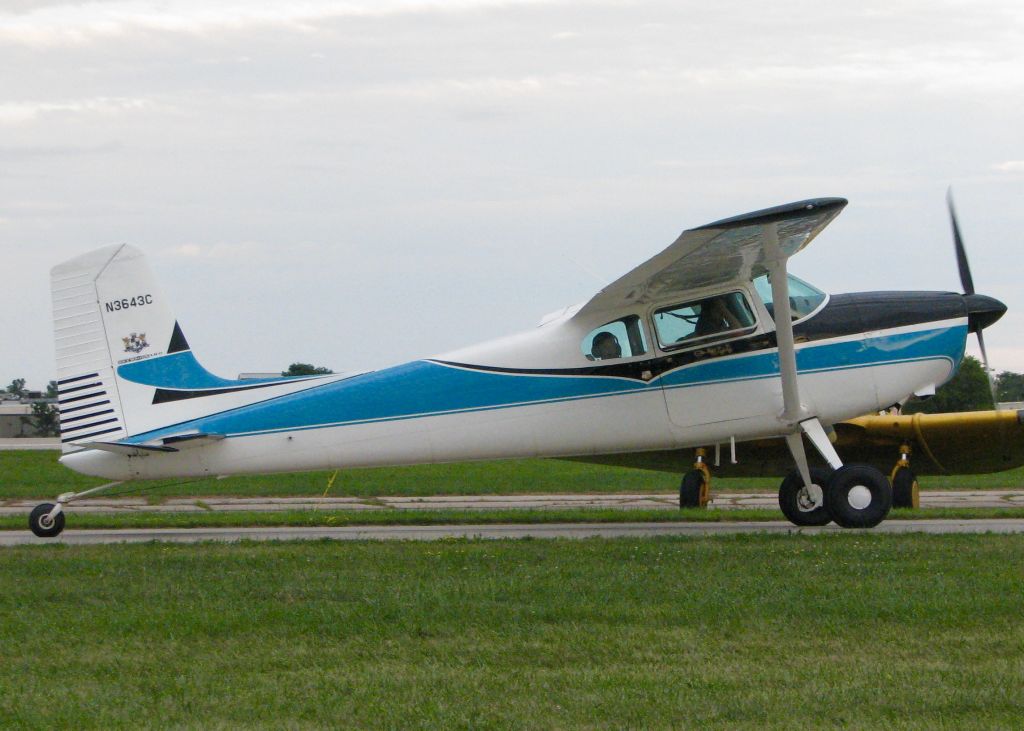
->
581;315;648;361
653;292;756;349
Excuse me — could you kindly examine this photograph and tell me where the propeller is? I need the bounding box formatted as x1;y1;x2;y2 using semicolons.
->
947;188;998;406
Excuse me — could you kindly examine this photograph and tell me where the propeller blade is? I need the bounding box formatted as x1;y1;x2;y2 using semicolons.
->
948;188;975;295
949;189;999;405
976;329;998;407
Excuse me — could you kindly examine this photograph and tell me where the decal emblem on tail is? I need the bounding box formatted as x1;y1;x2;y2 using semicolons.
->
122;332;149;354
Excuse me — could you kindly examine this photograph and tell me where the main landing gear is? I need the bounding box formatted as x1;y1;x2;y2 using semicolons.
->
780;418;895;529
777;441;915;526
778;463;892;528
678;439;894;528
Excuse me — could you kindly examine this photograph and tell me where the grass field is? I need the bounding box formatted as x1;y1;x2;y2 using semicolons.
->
3;450;1024;502
2;534;1022;728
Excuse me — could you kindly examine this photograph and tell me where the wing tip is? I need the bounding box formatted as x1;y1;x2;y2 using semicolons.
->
693;197;848;232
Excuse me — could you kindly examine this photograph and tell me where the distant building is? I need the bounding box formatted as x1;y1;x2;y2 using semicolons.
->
0;394;58;437
0;403;34;438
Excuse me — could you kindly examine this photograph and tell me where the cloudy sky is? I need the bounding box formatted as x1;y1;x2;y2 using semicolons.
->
2;0;1022;388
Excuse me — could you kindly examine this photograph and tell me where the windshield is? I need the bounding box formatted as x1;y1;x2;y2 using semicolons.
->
753;273;827;320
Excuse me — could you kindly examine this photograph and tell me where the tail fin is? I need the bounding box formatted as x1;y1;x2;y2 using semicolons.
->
51;244;192;452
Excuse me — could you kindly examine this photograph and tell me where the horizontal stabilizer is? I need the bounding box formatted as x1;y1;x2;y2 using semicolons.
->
72;432;225;456
73;441;178;456
160;432;226;448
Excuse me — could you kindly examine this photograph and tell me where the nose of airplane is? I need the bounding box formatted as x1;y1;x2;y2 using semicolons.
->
963;293;1007;332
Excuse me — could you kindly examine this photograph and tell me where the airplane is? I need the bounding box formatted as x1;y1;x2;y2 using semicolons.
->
30;196;1006;537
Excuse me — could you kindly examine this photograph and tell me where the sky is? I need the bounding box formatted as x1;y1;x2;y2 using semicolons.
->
2;0;1022;388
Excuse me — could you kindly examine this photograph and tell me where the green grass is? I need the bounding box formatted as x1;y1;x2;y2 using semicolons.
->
1;535;1022;728
5;506;1024;532
3;450;1024;502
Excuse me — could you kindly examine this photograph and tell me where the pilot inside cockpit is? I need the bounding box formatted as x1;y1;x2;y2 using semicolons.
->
591;331;622;360
693;296;747;338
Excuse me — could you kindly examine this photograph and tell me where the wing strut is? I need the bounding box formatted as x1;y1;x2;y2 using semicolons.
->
764;223;844;487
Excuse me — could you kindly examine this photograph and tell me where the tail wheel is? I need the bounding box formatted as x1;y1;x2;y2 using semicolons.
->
679;470;707;509
29;503;65;538
826;465;892;528
891;466;919;509
778;467;834;526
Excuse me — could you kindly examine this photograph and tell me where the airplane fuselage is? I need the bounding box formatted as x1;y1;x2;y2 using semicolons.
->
62;289;979;481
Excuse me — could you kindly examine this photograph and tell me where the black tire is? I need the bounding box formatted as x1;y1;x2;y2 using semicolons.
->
891;466;919;509
29;503;65;538
778;467;834;526
825;465;892;528
679;470;705;509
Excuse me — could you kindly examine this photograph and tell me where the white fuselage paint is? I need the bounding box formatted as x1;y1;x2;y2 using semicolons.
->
61;317;963;481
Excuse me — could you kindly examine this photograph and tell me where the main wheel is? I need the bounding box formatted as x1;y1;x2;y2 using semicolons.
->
891;466;919;509
29;503;65;538
825;465;892;528
778;467;834;526
679;470;706;508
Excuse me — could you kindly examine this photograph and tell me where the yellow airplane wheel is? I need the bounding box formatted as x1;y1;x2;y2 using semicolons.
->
891;466;920;509
679;469;707;509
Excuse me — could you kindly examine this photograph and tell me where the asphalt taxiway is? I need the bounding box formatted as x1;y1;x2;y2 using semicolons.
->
5;519;1024;546
3;490;1022;516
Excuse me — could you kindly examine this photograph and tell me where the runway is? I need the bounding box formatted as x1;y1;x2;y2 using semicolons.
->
5;519;1024;546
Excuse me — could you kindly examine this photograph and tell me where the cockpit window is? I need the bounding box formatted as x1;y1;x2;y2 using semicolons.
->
582;315;648;361
653;291;757;349
753;273;826;320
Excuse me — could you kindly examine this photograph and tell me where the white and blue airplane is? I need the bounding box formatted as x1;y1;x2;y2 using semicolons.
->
31;197;1005;536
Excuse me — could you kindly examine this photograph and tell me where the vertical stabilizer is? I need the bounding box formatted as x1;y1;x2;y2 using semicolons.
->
51;244;184;452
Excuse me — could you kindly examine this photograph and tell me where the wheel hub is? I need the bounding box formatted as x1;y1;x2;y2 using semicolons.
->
797;484;824;511
38;514;53;529
847;485;872;510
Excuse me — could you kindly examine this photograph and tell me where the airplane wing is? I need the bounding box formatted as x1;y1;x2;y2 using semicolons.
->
835;409;1024;475
576;197;847;318
562;410;1024;478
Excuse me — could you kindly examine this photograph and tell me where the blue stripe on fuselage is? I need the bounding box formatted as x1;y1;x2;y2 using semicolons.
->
124;324;967;444
660;323;966;390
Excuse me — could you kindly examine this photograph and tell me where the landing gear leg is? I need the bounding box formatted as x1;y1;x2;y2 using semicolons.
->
890;443;919;509
679;448;711;509
28;481;123;538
